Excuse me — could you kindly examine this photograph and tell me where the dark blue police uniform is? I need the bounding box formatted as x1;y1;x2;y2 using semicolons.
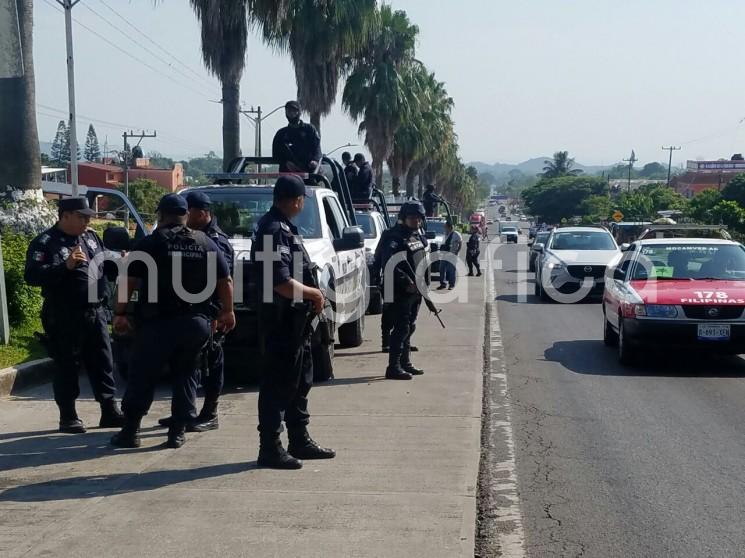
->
272;120;322;173
120;198;229;445
466;232;482;276
379;203;429;380
24;197;120;431
250;175;335;469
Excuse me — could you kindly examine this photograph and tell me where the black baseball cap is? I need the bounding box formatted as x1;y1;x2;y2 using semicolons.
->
274;175;309;199
59;197;95;216
285;100;300;111
156;193;188;215
185;191;211;210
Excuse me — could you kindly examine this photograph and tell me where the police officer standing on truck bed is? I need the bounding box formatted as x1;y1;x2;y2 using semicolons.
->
251;175;335;469
24;197;124;434
272;100;322;173
110;194;235;449
379;201;428;380
342;151;358;189
466;225;482;277
157;191;235;432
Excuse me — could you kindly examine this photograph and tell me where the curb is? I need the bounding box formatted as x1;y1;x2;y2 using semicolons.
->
0;358;54;398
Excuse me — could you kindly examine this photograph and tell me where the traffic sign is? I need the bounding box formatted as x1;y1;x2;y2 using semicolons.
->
613;210;624;223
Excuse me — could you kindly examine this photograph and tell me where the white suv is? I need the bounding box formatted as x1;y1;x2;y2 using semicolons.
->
534;226;619;302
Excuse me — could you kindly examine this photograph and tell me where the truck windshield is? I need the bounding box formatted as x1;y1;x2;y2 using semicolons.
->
194;189;322;239
427;221;447;235
355;214;377;239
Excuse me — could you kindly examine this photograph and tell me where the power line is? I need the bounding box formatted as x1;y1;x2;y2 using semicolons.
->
41;0;213;101
97;0;211;86
81;1;218;96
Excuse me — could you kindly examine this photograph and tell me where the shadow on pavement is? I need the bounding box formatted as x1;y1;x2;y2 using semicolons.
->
314;375;385;387
544;340;745;378
0;462;255;502
334;350;384;358
0;428;166;473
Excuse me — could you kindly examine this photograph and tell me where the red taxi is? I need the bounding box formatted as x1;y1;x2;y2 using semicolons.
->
602;238;745;364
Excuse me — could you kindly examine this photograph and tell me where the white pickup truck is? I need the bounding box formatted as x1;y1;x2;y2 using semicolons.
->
182;183;368;380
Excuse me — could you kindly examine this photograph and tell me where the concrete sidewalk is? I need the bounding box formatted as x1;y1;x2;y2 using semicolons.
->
0;276;485;558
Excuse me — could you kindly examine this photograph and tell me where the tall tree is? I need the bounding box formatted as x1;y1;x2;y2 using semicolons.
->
251;0;376;135
50;120;67;166
62;123;81;163
0;0;41;191
84;124;101;162
541;151;583;179
189;0;252;170
342;6;419;187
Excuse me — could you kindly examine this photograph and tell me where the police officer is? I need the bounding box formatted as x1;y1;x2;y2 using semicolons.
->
251;175;335;469
156;191;235;432
110;194;235;449
272;100;322;173
24;197;124;433
342;151;358;188
379;201;428;380
351;153;374;203
423;185;438;218
466;225;482;277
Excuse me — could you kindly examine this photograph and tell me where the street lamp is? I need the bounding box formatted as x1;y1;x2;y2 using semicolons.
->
327;143;359;156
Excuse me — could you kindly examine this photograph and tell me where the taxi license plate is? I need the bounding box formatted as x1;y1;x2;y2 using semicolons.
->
697;324;731;341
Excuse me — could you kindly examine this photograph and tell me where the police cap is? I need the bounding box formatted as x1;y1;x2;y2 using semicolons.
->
59;197;95;216
399;200;426;220
185;191;211;210
285;100;300;111
102;226;131;251
156;193;188;215
274;175;310;200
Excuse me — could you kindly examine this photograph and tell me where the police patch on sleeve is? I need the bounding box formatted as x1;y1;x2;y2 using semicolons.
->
38;234;51;245
86;238;98;251
33;251;45;263
280;222;291;232
279;245;291;256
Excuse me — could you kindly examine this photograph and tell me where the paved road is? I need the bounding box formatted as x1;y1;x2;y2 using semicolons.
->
491;240;745;557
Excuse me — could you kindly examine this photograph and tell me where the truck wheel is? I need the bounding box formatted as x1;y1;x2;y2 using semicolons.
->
338;313;365;348
367;288;383;315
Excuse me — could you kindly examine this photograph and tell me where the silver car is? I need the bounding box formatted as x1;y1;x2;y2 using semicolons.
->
534;226;620;302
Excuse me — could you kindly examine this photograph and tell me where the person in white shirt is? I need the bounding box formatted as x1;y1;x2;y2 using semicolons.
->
437;221;462;290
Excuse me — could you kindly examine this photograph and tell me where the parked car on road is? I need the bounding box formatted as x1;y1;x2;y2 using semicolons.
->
500;226;519;243
355;210;388;314
603;238;745;364
528;231;550;272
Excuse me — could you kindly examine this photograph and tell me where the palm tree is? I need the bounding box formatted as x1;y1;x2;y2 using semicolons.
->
542;151;583;179
251;0;376;136
0;0;41;192
388;66;454;197
342;6;418;187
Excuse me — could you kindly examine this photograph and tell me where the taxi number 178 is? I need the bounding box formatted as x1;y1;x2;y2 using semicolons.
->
693;291;729;300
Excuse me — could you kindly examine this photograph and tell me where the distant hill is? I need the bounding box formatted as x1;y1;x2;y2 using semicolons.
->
470;157;613;177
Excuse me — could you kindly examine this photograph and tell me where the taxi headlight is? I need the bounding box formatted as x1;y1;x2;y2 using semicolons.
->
644;304;678;318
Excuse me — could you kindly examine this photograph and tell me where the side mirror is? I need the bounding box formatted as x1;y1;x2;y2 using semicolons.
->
620;243;631;252
534;243;545;253
613;267;626;280
425;231;436;240
333;226;364;252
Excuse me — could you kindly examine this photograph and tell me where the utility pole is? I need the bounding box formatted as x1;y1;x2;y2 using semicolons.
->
623;150;638;192
240;104;285;158
662;145;681;187
56;0;81;196
122;130;156;228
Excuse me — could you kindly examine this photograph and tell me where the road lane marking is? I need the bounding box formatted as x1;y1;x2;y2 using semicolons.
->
476;243;527;558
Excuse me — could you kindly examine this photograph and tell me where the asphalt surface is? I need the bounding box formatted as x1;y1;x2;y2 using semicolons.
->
491;238;745;557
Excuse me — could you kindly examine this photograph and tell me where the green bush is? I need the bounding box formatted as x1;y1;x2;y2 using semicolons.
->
1;230;42;327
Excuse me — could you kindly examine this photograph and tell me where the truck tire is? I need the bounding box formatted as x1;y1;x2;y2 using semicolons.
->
338;313;365;348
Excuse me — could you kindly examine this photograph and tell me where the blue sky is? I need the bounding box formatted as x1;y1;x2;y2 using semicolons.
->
32;0;745;167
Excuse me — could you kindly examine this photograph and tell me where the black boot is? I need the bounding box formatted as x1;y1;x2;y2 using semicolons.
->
257;437;302;470
59;404;86;434
99;400;125;428
402;362;424;376
191;401;219;432
385;364;413;380
166;423;187;448
288;427;336;460
110;417;141;448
